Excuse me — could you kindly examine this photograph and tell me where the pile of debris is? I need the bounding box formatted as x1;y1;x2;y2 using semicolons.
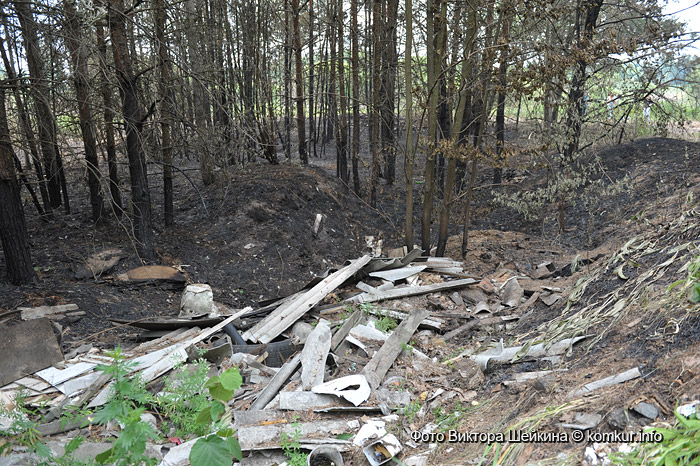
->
0;246;607;466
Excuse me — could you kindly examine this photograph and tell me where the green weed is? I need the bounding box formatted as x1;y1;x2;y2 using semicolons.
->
279;418;307;466
158;359;211;438
93;347;159;466
610;408;700;465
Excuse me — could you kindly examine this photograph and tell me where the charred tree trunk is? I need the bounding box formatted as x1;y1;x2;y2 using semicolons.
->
381;0;399;185
0;31;51;215
403;0;414;249
13;0;65;210
368;0;382;207
0;88;35;285
95;8;123;217
155;0;173;226
336;0;349;182
109;0;155;260
308;0;316;158
64;0;105;223
291;0;308;163
350;0;361;194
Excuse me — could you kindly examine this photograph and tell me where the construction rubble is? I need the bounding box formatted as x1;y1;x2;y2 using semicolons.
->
2;221;699;466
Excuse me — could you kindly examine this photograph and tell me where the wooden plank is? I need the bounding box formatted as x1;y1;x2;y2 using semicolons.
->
348;278;477;304
362;309;430;389
19;304;79;320
244;255;372;344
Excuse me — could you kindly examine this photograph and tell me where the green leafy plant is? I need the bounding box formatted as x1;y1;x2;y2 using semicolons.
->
399;399;423;422
279;418;307;466
667;250;700;303
158;360;211;438
0;389;51;458
93;347;158;466
610;409;700;465
375;314;399;333
189;367;243;466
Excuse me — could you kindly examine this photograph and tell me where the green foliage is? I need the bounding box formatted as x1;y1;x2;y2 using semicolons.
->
279;418;307;466
398;399;423;422
610;409;700;465
433;402;469;432
158;360;211;438
667;248;700;303
93;347;158;466
375;314;399;333
0;389;50;457
189;368;243;466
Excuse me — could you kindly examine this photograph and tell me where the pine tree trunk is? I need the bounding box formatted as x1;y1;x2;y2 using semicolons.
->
0;32;51;216
368;0;382;207
13;0;64;209
109;0;155;260
95;7;123;216
64;0;105;223
155;0;173;226
350;0;361;194
0;88;35;285
403;0;414;249
291;0;308;163
336;0;349;182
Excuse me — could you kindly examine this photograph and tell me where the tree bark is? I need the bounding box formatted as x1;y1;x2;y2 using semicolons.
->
368;0;382;207
0;28;51;216
308;0;316;158
155;0;173;226
291;0;308;163
109;0;155;260
13;0;64;209
403;0;414;249
381;0;399;185
95;7;123;217
421;0;439;251
336;0;349;182
350;0;361;194
0;88;35;285
64;0;106;223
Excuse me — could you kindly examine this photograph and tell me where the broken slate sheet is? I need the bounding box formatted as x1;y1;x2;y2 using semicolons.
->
471;336;588;370
0;318;63;386
300;321;331;390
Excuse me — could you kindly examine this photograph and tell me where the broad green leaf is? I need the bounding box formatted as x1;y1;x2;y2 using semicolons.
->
190;435;233;466
220;368;243;391
195;406;212;425
210;401;226;421
217;428;234;438
208;383;234;403
225;436;242;460
205;375;220;389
